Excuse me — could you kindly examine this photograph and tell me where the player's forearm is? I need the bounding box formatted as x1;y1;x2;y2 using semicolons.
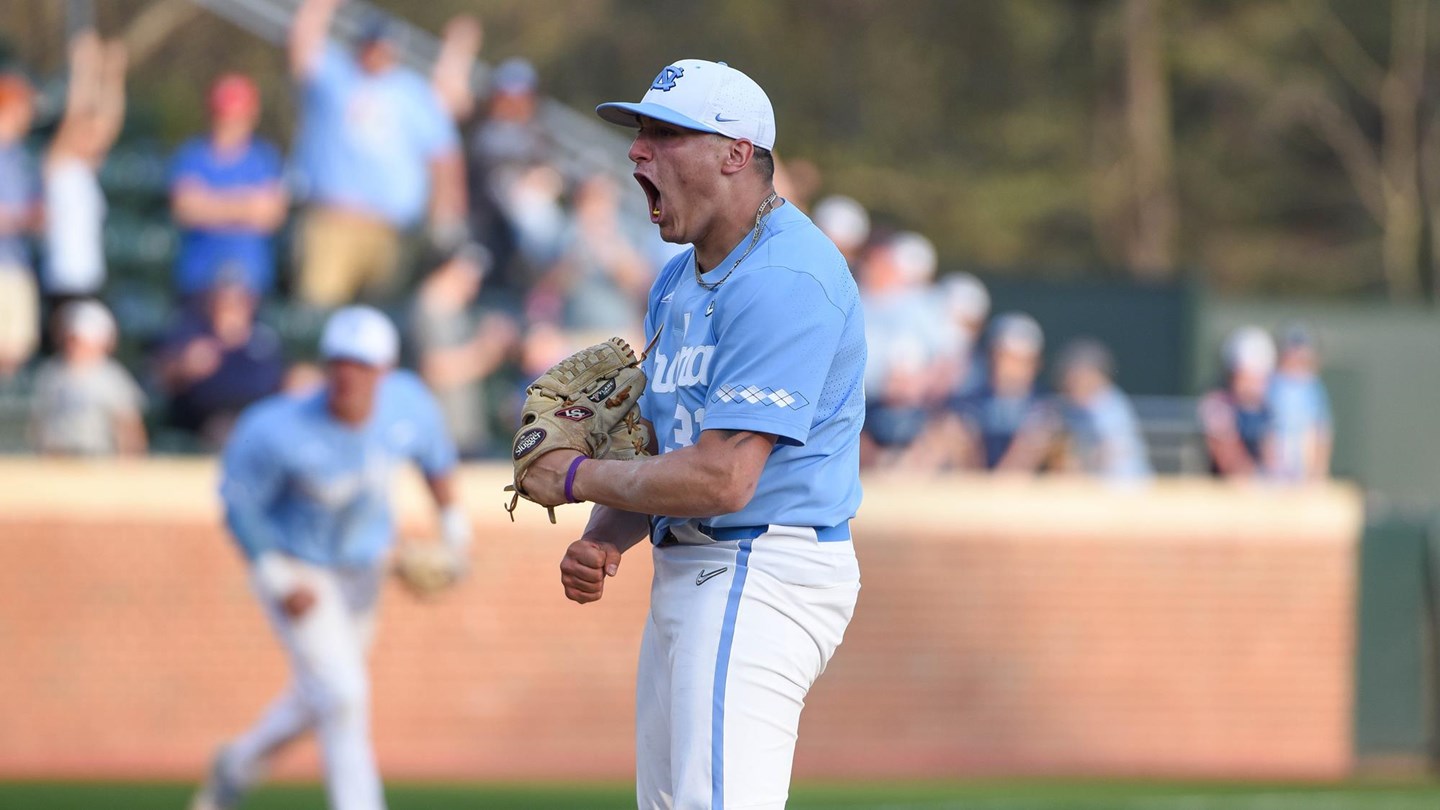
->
571;432;770;518
581;504;650;553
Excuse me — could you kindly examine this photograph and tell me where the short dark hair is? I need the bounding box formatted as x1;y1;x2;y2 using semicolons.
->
752;146;774;182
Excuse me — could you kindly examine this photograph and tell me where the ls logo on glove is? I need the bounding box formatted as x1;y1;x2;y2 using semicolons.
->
555;406;595;422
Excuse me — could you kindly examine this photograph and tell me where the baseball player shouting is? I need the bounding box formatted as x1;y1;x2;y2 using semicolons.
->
519;59;866;810
191;306;469;810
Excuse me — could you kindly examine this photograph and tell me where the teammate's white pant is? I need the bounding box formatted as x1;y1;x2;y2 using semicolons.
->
636;526;860;810
224;557;385;810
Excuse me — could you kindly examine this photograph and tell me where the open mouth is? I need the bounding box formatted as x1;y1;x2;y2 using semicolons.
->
635;174;662;223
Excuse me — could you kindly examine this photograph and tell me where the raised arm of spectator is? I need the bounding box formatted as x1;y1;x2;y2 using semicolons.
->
50;32;126;168
431;15;482;121
290;0;342;80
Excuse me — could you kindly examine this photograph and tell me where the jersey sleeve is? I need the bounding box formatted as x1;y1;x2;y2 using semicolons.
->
702;267;845;446
219;405;288;561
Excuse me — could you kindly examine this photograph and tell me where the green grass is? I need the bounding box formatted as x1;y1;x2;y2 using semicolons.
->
1;779;1439;809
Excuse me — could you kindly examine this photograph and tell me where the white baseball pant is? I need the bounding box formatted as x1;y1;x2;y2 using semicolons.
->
636;525;860;810
223;556;386;810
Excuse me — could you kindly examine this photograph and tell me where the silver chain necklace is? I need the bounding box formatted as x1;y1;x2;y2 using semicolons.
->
694;191;778;291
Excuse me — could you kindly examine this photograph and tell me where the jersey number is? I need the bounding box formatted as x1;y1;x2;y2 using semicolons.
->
672;404;706;448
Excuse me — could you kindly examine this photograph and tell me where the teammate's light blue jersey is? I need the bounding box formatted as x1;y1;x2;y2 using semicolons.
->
640;202;866;544
221;370;457;567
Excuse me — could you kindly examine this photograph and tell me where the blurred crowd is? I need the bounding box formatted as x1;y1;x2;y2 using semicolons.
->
0;1;1335;484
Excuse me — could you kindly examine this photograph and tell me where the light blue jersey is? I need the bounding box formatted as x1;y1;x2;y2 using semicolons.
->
1268;371;1332;480
294;44;458;227
640;202;866;544
221;370;457;568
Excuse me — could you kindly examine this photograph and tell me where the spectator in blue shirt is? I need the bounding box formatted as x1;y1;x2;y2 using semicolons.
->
1267;323;1333;482
288;0;467;307
953;312;1058;472
152;272;285;448
1055;338;1151;481
169;73;287;303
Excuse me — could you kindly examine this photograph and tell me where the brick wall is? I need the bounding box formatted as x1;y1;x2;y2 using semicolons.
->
0;461;1362;780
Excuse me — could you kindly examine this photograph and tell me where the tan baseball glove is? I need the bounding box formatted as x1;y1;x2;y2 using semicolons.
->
504;335;655;522
393;541;465;599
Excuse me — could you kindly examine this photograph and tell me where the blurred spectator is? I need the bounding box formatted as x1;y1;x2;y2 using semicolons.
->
1199;325;1275;479
42;31;125;309
859;232;953;468
0;72;41;377
289;0;466;306
545;173;651;330
1054;338;1151;481
466;56;553;291
952;312;1056;472
30;300;146;456
169;73;287;303
1267;323;1333;482
151;273;285;448
936;271;991;400
410;243;518;456
813;194;870;271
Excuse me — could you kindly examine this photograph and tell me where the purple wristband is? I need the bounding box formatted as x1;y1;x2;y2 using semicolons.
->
564;456;586;504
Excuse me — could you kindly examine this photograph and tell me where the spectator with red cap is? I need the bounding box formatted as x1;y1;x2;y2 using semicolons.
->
169;73;287;304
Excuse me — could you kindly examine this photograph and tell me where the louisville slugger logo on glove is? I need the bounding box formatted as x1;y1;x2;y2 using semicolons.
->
504;331;660;523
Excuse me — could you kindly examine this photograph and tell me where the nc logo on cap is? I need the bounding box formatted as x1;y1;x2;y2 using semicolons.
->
651;65;684;92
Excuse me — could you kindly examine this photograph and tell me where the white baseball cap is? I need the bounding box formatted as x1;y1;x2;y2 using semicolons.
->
596;59;776;151
1223;325;1276;374
61;300;116;344
320;305;398;367
813;195;871;251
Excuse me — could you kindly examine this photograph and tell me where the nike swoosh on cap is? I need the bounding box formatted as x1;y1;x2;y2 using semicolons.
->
714;114;740;123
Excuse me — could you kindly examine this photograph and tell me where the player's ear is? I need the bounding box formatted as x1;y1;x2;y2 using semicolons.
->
719;137;754;176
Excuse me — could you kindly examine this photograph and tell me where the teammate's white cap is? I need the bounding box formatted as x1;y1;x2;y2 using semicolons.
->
1223;325;1276;374
596;59;776;151
320;305;398;367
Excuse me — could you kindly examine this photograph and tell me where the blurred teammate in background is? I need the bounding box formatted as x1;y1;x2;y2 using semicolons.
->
1266;323;1332;482
1199;325;1275;479
29;300;146;456
1054;338;1151;481
288;0;466;306
952;312;1056;472
169;73;287;304
0;71;41;378
42;31;125;312
192;306;469;810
